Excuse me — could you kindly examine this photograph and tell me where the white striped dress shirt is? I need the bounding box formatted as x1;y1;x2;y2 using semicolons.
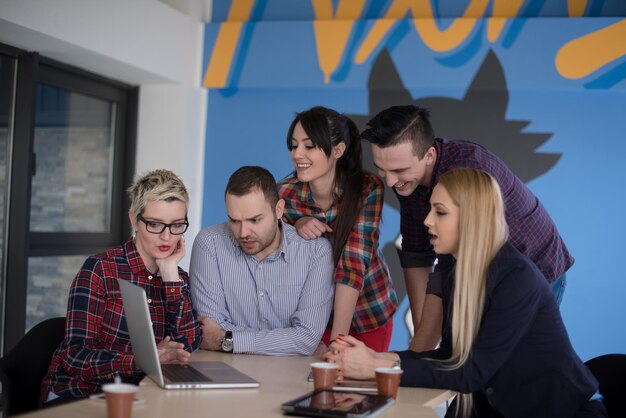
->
189;221;334;356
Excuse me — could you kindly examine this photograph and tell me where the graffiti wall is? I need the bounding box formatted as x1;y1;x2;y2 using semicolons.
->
201;0;626;359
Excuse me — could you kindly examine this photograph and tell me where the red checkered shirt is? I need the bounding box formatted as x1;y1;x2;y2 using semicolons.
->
278;172;397;333
40;238;201;403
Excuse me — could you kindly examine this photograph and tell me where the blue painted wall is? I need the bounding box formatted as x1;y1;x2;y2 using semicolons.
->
201;0;626;360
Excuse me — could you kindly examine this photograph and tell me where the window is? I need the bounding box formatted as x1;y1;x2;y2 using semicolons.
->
1;43;137;352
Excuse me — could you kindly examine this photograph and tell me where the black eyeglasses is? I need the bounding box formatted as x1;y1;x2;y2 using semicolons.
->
136;214;189;235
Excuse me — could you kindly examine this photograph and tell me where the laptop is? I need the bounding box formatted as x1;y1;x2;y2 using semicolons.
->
117;278;260;389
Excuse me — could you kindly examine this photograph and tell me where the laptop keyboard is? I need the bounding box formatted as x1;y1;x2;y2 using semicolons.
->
161;364;212;382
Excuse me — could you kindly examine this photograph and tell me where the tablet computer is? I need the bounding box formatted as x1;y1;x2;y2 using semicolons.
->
281;389;394;418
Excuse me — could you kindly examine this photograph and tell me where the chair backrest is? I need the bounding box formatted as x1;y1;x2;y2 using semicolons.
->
585;353;626;418
0;317;66;416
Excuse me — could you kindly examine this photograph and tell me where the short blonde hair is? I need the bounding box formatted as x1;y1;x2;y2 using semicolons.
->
128;169;189;218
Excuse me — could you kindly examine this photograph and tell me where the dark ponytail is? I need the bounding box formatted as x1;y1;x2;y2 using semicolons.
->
331;116;364;265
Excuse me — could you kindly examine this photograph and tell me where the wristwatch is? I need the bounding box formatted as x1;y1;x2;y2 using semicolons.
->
221;330;233;353
391;359;401;370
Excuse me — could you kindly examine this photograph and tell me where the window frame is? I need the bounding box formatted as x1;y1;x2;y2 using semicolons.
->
1;43;137;352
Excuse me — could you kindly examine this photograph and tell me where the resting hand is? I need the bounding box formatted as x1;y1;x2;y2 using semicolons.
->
198;316;225;351
325;335;377;380
157;336;191;362
156;236;186;282
294;217;332;240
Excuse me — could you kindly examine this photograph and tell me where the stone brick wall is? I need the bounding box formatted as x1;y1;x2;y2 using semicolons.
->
26;125;113;329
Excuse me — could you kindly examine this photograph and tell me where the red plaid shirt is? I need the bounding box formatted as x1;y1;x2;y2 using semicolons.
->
40;238;201;402
278;173;397;333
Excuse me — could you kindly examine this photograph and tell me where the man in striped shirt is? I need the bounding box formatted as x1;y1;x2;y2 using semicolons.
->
189;166;335;356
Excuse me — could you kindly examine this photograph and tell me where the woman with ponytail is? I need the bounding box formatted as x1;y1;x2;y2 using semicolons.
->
327;169;605;418
278;106;397;356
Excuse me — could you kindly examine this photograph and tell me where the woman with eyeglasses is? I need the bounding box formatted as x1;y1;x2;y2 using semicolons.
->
40;169;201;406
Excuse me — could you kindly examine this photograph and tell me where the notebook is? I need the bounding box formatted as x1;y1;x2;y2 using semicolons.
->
117;278;260;389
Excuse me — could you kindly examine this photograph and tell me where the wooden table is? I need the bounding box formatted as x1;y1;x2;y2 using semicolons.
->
25;351;454;417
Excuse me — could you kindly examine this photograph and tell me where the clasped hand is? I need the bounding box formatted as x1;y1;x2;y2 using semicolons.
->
313;341;330;360
325;335;385;380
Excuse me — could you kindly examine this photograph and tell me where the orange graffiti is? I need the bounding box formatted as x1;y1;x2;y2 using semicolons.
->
555;19;626;79
203;0;254;88
356;0;489;63
312;0;366;83
568;0;588;17
487;0;525;42
202;0;621;89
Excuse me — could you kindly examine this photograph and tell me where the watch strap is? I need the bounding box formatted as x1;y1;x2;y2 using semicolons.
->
221;330;233;352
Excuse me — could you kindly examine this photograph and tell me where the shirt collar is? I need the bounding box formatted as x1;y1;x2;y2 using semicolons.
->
226;220;289;262
298;177;343;208
428;138;444;192
123;237;150;275
276;220;293;262
416;137;444;196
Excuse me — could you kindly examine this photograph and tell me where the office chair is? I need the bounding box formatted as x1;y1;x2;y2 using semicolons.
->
0;317;66;416
585;353;626;418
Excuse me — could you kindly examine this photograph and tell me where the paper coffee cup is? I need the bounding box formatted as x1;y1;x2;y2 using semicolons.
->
102;383;139;418
311;362;339;390
374;367;403;399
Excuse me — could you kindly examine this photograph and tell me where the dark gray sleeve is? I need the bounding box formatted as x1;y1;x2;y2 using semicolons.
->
426;272;443;297
397;248;436;268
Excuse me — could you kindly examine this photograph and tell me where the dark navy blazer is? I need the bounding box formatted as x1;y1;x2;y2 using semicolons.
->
398;242;598;418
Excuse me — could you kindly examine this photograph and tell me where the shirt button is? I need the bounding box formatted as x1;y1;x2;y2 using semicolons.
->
259;292;264;297
170;288;175;294
485;387;494;395
147;298;152;304
148;275;153;280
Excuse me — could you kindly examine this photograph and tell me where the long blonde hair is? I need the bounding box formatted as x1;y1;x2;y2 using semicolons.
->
438;169;509;417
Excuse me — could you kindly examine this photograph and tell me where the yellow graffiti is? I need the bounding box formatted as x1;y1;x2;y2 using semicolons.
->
203;0;254;88
203;0;622;88
556;19;626;79
487;0;525;42
568;0;588;17
356;0;489;63
312;0;366;83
